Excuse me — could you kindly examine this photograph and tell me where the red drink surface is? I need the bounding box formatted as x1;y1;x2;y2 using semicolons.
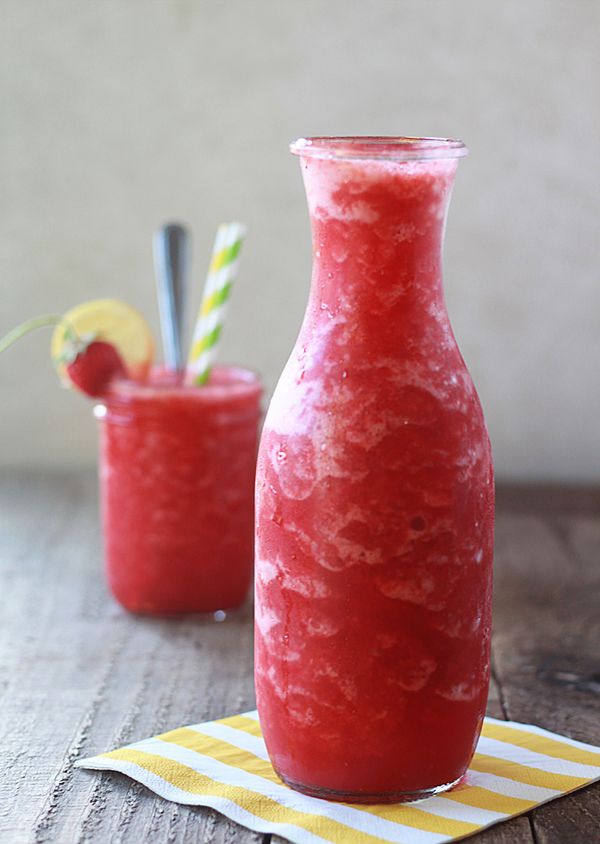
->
255;140;494;801
99;365;262;615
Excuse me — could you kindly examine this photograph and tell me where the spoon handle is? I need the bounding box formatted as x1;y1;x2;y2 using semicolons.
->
153;223;189;372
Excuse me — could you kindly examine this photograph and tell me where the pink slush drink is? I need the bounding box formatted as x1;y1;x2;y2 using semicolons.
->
98;365;262;615
255;137;494;801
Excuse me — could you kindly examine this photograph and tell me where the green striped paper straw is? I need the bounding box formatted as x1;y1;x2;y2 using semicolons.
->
186;222;246;385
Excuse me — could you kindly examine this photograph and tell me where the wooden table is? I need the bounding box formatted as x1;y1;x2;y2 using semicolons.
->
1;471;598;843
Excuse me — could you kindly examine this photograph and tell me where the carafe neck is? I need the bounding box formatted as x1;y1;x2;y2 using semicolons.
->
299;153;458;337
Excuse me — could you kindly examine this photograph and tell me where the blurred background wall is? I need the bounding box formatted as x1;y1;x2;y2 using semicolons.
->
1;0;599;480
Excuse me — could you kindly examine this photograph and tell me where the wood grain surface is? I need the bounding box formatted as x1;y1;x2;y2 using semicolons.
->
0;471;598;843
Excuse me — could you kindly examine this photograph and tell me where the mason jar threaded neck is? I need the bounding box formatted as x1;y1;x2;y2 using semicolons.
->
93;364;263;428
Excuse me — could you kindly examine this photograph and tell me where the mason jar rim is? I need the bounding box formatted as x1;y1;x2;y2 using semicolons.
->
93;364;262;414
289;136;468;162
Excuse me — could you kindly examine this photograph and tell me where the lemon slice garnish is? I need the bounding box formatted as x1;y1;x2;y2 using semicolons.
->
51;299;154;382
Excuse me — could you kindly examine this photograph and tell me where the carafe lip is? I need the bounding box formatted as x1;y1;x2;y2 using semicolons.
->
290;136;468;162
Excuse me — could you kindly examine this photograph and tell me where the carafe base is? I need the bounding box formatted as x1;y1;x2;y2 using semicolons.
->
276;771;463;805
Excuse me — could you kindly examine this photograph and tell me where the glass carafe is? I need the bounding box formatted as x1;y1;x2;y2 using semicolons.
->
255;137;494;803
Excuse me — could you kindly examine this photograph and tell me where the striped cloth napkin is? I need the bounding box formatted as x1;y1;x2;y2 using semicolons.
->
76;710;600;844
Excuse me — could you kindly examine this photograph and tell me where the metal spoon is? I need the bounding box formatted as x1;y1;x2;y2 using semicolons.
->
153;223;190;372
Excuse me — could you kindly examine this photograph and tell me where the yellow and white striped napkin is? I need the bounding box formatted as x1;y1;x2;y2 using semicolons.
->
76;711;600;844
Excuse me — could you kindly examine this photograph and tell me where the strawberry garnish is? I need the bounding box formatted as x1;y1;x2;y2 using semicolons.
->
0;315;128;398
64;339;127;397
0;301;152;398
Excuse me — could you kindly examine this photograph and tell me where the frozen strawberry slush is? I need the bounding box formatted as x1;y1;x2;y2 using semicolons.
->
98;365;262;615
255;138;494;801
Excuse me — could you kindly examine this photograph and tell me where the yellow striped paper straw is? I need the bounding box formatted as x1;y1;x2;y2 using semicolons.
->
186;222;247;385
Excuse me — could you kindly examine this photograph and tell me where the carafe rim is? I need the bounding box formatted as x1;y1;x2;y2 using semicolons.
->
290;136;468;162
